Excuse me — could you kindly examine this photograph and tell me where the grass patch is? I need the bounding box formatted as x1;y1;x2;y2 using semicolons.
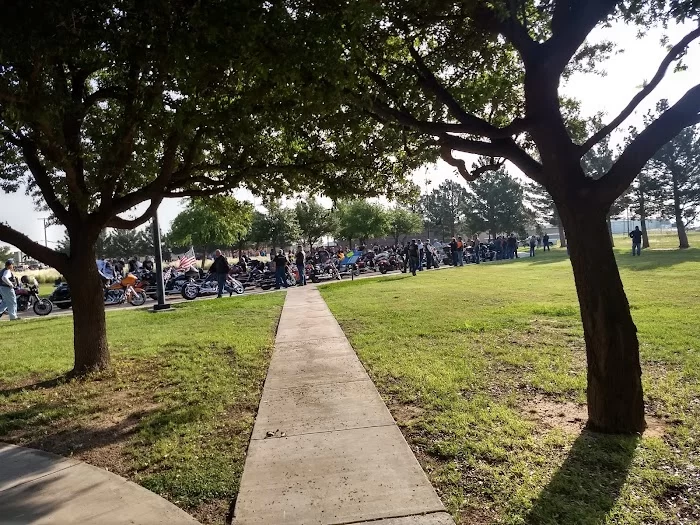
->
0;293;284;524
320;240;700;525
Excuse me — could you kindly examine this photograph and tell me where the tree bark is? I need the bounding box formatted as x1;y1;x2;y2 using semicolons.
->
559;204;645;434
67;242;110;374
606;215;615;247
671;171;690;248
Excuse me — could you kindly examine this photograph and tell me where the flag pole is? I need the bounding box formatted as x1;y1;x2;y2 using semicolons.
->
152;205;171;312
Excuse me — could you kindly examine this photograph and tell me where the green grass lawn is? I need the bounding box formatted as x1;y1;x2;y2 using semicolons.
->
320;241;700;525
0;294;284;524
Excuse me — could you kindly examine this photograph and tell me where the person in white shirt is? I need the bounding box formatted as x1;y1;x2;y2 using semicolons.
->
417;240;424;271
0;259;19;320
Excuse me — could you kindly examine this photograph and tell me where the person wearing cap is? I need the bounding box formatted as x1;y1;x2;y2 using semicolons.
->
0;259;19;320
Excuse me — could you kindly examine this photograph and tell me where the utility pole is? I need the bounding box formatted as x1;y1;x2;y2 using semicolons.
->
38;217;49;247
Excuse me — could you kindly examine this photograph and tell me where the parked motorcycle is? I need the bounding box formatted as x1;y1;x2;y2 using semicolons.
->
49;274;147;309
376;252;403;274
181;275;245;300
16;284;53;316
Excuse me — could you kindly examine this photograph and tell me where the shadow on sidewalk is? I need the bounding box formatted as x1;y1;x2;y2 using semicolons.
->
524;430;638;525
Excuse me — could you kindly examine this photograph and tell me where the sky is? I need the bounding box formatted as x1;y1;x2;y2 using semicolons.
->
1;19;699;252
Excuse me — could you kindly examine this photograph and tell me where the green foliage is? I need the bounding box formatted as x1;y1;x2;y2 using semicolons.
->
387;207;423;244
248;202;301;250
463;166;527;236
295;198;334;247
168;197;253;255
421;182;468;240
334;200;388;244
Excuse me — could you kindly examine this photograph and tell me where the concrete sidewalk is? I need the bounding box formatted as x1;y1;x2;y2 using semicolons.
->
233;286;454;525
0;443;199;524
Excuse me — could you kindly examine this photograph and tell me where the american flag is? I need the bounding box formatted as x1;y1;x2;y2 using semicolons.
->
178;247;197;270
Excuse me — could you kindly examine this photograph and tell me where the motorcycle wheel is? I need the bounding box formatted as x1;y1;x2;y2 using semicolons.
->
129;292;147;307
55;302;72;309
182;282;199;300
311;275;320;283
379;267;387;274
232;282;244;295
33;299;53;316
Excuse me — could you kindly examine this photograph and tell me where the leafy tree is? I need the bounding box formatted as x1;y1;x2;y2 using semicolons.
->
103;230;141;260
247;202;301;252
386;207;423;245
295;198;334;247
0;3;418;374
645;101;700;249
168;197;253;266
334;200;388;245
289;0;700;432
420;181;468;241
628;169;665;249
463;166;526;237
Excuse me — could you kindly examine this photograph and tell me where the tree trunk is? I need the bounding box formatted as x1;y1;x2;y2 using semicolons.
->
67;243;110;374
672;174;690;249
559;204;645;434
557;224;567;248
606;215;615;247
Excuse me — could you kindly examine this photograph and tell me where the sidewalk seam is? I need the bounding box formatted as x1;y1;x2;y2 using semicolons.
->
330;510;452;525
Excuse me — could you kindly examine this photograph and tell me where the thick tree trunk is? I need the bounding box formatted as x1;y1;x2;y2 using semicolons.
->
606;215;615;247
559;204;645;434
672;175;690;249
67;244;110;374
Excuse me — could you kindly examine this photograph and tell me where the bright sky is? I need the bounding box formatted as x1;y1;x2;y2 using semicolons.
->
1;19;698;252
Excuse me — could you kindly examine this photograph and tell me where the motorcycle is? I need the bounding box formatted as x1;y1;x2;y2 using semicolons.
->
181;274;245;300
16;285;53;316
48;274;147;309
376;252;403;274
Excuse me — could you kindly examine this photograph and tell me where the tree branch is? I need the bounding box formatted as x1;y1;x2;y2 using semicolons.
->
106;199;163;229
439;134;546;185
18;136;72;226
580;24;700;154
0;222;68;271
601;83;700;201
407;45;528;139
440;148;505;182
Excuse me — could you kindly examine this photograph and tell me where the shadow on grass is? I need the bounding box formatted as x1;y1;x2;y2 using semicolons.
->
525;430;638;525
0;375;71;398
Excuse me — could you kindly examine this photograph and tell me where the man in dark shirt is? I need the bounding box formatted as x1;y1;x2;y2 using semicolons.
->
209;249;230;298
449;237;458;266
629;226;643;256
274;250;289;289
543;233;550;251
295;245;306;286
408;240;420;276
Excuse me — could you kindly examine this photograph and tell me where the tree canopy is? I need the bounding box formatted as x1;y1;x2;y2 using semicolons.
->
248;202;302;251
463;167;526;236
387;207;423;244
421;181;468;240
295;198;335;247
168;197;253;263
334;200;388;245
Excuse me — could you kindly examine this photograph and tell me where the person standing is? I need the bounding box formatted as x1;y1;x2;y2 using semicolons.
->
449;237;458;266
425;240;437;269
0;259;19;321
529;235;537;257
629;226;643;256
274;250;289;289
457;236;465;266
295;245;306;286
402;241;410;273
210;249;231;298
542;233;550;252
472;235;481;264
417;239;424;271
408;239;420;276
